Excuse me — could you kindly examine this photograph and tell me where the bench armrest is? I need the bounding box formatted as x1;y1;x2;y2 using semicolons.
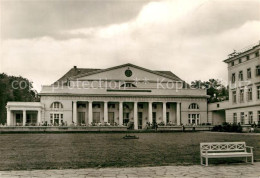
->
246;146;254;149
246;146;254;153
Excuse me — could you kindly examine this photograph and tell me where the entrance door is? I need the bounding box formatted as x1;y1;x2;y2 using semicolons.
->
108;112;114;125
78;112;85;125
54;113;60;126
152;112;156;123
93;112;100;123
138;112;142;129
123;112;129;125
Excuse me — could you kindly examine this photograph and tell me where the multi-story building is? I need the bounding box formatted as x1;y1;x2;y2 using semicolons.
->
6;63;208;129
209;42;260;125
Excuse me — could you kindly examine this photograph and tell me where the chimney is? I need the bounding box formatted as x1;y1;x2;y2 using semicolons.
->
74;66;77;70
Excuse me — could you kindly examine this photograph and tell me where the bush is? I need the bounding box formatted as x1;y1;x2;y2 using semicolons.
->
212;123;242;132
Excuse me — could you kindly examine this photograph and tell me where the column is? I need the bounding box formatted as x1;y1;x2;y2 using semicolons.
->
88;101;93;125
163;102;167;124
176;102;181;125
104;101;108;123
134;102;138;130
119;102;123;125
37;109;42;125
23;110;26;126
73;101;77;125
148;102;153;123
6;108;11;126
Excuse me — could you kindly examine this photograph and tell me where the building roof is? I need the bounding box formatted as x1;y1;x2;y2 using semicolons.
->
54;63;183;85
223;41;260;63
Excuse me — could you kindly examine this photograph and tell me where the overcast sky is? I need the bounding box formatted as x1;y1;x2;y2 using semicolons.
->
1;0;260;91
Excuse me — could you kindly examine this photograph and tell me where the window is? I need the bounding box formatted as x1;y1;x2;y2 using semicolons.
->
247;88;252;101
257;86;260;100
239;58;242;63
93;103;101;108
108;103;115;109
231;61;234;66
232;91;237;103
238;71;243;81
188;114;199;125
233;113;237;123
240;89;244;102
246;55;250;60
256;65;260;76
217;104;220;108
138;103;144;109
188;103;199;109
258;111;260;123
152;112;156;123
120;83;137;88
249;112;253;124
255;51;259;57
240;112;244;124
247;68;251;79
231;73;236;83
51;102;63;109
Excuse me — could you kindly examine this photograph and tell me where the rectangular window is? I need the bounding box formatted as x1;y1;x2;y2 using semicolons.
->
240;89;244;103
239;58;242;63
256;51;259;57
246;55;250;60
239;71;243;81
257;86;260;100
108;103;115;109
249;111;253;124
247;88;252;101
240;112;244;124
258;111;260;122
233;113;237;123
93;103;101;108
232;91;237;103
247;68;251;79
232;73;236;83
138;103;144;109
231;61;234;66
256;65;260;76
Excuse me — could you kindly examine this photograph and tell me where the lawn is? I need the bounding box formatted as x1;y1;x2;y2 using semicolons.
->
0;132;259;170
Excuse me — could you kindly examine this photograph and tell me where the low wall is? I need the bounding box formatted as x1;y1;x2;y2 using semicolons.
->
0;126;128;133
157;126;213;132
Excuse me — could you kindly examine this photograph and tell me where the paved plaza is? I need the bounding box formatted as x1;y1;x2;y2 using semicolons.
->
0;162;259;178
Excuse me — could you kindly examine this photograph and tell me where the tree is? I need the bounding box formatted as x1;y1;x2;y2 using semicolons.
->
0;73;39;124
191;79;228;103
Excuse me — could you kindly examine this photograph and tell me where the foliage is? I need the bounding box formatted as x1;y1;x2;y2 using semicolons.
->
0;73;39;124
212;122;242;132
191;79;229;103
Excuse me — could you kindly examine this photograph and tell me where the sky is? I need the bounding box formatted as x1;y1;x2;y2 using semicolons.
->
1;0;260;91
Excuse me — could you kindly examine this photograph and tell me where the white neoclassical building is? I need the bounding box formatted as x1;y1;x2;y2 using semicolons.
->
6;63;208;129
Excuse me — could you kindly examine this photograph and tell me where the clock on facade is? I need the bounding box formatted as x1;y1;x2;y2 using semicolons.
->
125;69;132;77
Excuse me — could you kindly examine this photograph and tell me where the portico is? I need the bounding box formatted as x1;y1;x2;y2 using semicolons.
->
71;98;181;129
6;102;44;126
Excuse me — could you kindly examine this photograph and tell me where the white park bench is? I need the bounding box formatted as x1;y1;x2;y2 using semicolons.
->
200;142;254;166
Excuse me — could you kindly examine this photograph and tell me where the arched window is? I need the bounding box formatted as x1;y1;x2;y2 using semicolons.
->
188;103;199;109
50;102;63;109
120;83;137;88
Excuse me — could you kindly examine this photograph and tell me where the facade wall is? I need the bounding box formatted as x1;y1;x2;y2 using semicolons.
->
180;99;208;125
226;106;260;124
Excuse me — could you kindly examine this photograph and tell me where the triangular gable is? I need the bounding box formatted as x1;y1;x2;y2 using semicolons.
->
70;63;183;82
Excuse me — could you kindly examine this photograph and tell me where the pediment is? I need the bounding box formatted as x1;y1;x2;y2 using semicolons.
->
71;63;181;82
